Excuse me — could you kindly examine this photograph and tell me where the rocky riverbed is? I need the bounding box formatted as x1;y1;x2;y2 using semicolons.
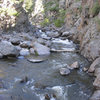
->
0;28;95;100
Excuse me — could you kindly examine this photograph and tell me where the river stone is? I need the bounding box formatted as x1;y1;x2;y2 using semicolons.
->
29;48;35;54
70;61;79;69
88;57;100;73
34;42;50;55
0;53;3;58
28;58;46;63
20;41;32;48
10;38;20;45
93;74;100;89
52;86;64;100
59;68;70;75
94;67;100;77
46;31;60;38
20;49;30;56
90;90;100;100
62;31;70;37
0;41;19;57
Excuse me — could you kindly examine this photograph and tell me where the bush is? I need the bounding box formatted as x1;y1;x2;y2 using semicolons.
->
91;1;100;16
54;19;64;27
40;18;50;26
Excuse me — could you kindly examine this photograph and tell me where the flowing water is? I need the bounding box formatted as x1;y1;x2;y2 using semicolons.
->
0;52;94;100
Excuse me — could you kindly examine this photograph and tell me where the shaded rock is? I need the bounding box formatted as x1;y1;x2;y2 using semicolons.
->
0;53;3;59
34;42;50;56
45;94;50;100
20;41;32;48
93;74;100;89
62;31;70;37
46;31;60;38
27;56;47;63
15;46;22;51
20;76;28;83
10;38;20;45
29;48;35;55
34;83;46;89
28;58;46;63
52;86;64;100
90;90;100;100
59;68;70;75
37;38;45;44
20;49;30;56
0;41;19;57
70;61;79;69
83;67;88;72
88;57;100;73
94;67;100;77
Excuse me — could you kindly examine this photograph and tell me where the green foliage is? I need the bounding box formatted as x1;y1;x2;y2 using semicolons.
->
79;5;82;12
24;0;34;12
75;0;80;2
54;18;64;27
0;7;19;16
91;1;100;16
40;18;50;27
94;17;100;31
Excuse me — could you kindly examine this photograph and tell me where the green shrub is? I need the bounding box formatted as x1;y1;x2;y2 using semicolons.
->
54;19;64;27
91;1;100;16
40;18;50;26
24;0;34;12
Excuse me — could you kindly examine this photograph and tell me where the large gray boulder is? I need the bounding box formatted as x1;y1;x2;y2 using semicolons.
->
0;41;19;57
34;42;50;56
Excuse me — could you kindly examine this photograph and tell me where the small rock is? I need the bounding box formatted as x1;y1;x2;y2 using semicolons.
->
0;53;3;59
94;67;100;77
29;48;35;55
45;94;50;100
46;31;60;38
88;57;100;73
70;61;79;69
34;83;46;89
20;41;32;48
89;90;100;100
34;42;50;56
0;41;19;57
15;46;22;51
62;31;70;37
10;38;20;45
59;68;70;75
20;49;30;56
28;58;46;63
20;76;28;83
93;74;100;89
83;67;88;72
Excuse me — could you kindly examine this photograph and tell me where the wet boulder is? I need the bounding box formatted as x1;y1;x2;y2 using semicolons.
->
10;38;20;45
70;61;80;69
20;41;32;48
88;57;100;73
34;42;50;56
0;41;19;57
20;49;30;56
0;53;3;59
59;68;70;75
93;74;100;89
46;31;60;38
90;90;100;100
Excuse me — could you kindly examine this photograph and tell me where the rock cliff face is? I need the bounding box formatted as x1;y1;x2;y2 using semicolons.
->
65;0;100;61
